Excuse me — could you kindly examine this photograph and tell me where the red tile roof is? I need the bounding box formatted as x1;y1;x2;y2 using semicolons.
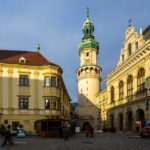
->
0;49;59;67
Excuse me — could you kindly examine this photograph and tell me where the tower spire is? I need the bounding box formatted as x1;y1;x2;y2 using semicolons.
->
87;7;89;18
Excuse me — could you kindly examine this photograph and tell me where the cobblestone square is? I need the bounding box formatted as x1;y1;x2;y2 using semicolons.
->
0;132;150;150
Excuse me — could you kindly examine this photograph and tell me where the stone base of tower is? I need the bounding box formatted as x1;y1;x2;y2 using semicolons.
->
75;104;100;131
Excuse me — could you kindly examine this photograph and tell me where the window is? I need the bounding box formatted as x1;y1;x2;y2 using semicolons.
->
135;42;138;50
19;56;26;64
137;68;145;92
127;75;133;96
51;77;56;87
86;29;89;34
122;55;124;62
128;43;132;56
19;98;28;109
45;76;50;86
20;75;28;86
51;100;56;110
119;81;124;99
12;122;19;130
45;99;50;109
111;86;114;102
86;52;89;57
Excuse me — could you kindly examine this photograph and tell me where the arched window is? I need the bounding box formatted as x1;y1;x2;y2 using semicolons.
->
86;52;89;57
128;43;132;56
86;29;89;34
137;68;145;92
111;86;114;102
119;80;124;99
127;75;133;96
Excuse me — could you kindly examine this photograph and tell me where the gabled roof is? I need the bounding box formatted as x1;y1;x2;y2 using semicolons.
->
0;49;59;67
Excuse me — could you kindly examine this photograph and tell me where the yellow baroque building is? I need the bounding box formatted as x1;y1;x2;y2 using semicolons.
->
75;8;150;133
96;25;150;132
0;50;71;133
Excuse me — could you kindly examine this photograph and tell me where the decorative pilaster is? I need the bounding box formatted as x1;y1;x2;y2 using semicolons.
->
34;70;39;114
8;68;13;114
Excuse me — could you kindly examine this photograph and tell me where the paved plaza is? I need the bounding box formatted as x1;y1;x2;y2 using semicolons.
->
0;132;150;150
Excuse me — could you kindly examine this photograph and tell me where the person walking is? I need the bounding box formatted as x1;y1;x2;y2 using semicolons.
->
63;126;69;140
1;125;13;146
90;126;94;138
85;126;90;138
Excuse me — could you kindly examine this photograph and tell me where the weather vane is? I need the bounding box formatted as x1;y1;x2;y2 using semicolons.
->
87;7;89;18
128;19;132;27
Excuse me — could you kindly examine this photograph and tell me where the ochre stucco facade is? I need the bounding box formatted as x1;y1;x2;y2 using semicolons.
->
96;25;150;132
0;51;71;133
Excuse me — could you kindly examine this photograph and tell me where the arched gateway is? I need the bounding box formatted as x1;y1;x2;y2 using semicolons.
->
136;109;145;121
118;113;123;131
126;111;132;131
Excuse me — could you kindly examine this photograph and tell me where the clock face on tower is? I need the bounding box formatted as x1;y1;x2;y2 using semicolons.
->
85;59;90;64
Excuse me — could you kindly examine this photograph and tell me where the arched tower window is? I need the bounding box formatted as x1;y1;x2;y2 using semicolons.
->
127;75;133;96
137;68;145;92
119;80;124;99
86;29;89;34
86;52;89;57
128;43;132;56
111;86;115;102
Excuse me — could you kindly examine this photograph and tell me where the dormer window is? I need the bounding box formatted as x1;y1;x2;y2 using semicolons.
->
128;43;132;56
19;56;26;64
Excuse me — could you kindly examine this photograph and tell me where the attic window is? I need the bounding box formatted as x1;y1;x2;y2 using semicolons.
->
19;56;26;64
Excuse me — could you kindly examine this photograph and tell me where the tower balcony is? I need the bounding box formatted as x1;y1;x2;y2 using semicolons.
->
77;65;101;82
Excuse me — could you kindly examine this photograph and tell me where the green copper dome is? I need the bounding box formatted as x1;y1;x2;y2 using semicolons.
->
82;18;94;40
78;8;99;54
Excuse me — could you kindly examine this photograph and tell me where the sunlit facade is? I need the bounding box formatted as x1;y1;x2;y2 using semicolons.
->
96;25;150;132
0;50;71;133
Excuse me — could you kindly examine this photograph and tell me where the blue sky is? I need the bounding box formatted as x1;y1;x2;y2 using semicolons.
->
0;0;149;102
